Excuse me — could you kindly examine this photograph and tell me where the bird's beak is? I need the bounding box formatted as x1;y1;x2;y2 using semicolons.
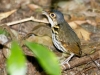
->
42;11;54;27
42;11;47;15
42;11;49;19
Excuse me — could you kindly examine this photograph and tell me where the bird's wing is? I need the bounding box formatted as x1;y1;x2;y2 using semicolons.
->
58;22;81;56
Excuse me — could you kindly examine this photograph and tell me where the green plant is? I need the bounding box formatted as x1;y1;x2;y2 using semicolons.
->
7;41;26;75
26;41;61;75
6;41;61;75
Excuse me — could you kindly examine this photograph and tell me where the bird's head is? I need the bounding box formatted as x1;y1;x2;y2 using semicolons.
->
42;10;65;27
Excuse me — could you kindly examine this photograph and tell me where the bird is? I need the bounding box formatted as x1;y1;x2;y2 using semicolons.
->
42;10;82;68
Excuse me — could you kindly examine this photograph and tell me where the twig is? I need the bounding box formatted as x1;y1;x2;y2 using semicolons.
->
62;50;100;71
1;16;49;26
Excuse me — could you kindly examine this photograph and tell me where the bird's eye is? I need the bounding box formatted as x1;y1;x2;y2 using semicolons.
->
50;13;56;18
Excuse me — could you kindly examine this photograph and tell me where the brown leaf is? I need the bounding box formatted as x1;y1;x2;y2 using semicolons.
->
57;0;85;12
26;35;53;49
64;13;98;26
64;13;86;22
3;42;11;58
0;9;17;21
27;4;42;11
68;22;91;41
86;19;97;26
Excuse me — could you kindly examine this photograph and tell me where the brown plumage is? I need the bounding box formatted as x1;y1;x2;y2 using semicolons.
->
58;22;81;56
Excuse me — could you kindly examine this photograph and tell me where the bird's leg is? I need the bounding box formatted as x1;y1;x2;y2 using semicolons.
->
61;53;74;68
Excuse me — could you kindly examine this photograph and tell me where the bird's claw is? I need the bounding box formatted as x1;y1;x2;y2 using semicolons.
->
61;61;71;69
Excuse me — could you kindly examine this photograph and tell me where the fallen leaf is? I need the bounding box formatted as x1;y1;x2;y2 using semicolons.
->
0;9;17;21
57;0;85;12
64;13;86;22
64;13;97;26
3;42;11;58
68;22;91;41
72;21;87;25
27;4;42;11
26;35;53;49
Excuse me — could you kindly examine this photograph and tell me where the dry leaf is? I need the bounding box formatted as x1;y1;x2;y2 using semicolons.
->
72;21;87;25
64;13;97;26
3;42;11;58
69;22;91;41
27;4;42;11
57;0;85;12
72;20;97;26
26;35;53;49
64;13;86;22
0;9;17;21
86;19;97;26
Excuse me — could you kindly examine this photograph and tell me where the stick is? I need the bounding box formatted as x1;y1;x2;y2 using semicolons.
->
62;50;100;71
1;16;49;26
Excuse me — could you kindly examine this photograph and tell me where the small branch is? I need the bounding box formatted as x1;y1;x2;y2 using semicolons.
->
62;50;100;71
1;16;49;26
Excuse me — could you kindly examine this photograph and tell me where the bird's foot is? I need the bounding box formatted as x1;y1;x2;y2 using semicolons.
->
61;59;71;69
60;53;74;69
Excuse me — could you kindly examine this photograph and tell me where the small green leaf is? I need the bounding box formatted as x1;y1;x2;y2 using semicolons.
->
25;41;61;75
7;41;26;75
0;27;9;36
